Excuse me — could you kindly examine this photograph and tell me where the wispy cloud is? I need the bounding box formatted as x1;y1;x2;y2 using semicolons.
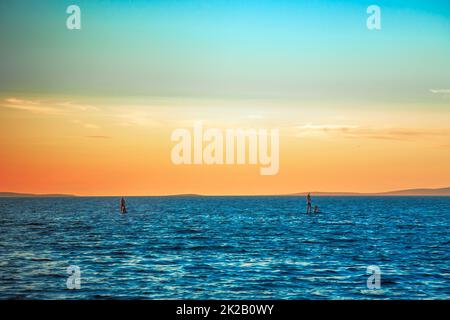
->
2;97;166;130
430;89;450;95
1;97;98;115
116;111;162;128
5;98;39;105
58;101;99;112
295;124;450;142
295;124;360;138
296;124;359;131
71;119;101;130
2;98;63;115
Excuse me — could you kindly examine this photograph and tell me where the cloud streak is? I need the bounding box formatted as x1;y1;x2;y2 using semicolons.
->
1;97;99;115
295;124;450;142
430;89;450;95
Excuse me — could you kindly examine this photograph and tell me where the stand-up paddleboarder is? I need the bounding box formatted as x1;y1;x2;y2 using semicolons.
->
120;197;127;214
306;193;312;214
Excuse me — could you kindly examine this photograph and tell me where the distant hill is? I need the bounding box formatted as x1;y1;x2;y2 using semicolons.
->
1;187;449;197
293;192;364;196
378;187;450;196
293;187;450;196
165;194;203;197
0;192;76;198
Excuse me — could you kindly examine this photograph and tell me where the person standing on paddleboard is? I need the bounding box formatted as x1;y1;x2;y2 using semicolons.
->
120;197;127;214
306;193;312;214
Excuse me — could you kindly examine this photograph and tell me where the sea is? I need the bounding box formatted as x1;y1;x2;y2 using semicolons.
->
0;196;449;299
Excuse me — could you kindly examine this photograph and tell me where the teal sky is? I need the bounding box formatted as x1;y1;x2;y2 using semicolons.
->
0;0;449;105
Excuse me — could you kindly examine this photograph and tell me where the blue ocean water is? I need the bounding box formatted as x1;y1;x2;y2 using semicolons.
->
0;196;449;300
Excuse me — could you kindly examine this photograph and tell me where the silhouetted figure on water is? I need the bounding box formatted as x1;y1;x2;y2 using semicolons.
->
120;197;127;214
306;193;312;214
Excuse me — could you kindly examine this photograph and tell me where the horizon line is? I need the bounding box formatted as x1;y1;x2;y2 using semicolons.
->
1;186;450;197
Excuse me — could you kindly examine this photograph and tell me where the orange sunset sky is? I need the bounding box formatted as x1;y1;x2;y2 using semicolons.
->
1;95;449;196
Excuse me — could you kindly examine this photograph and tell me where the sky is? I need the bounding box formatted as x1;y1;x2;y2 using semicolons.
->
0;0;449;195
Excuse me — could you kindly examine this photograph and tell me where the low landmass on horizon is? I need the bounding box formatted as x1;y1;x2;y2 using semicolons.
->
1;187;449;197
0;192;76;198
292;187;450;196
